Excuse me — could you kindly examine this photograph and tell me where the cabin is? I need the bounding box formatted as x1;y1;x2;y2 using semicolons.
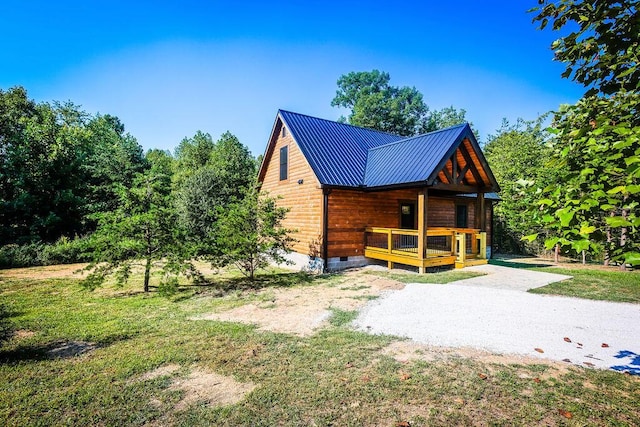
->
257;110;500;273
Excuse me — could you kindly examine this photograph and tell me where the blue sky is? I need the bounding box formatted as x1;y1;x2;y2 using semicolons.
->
1;1;583;156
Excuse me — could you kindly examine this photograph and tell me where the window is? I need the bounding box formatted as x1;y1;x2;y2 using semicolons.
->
456;204;468;228
279;146;288;181
282;126;287;137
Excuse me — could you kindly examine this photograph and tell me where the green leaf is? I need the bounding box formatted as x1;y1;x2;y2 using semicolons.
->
627;184;640;194
579;167;594;176
571;239;590;252
556;208;575;227
579;224;596;235
522;233;539;242
607;186;626;195
538;198;554;206
623;252;640;266
605;216;632;228
544;237;560;250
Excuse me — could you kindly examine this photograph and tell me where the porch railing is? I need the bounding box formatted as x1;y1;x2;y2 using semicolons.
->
364;227;486;265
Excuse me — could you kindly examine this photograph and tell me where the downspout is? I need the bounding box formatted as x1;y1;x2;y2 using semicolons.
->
322;188;330;273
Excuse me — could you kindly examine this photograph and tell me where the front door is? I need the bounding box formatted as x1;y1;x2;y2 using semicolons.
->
456;204;468;228
400;202;416;229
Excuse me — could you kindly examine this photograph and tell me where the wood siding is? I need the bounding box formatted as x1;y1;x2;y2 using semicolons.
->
258;120;323;256
328;189;493;258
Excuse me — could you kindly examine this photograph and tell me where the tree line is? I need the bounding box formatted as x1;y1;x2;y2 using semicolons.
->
0;88;293;291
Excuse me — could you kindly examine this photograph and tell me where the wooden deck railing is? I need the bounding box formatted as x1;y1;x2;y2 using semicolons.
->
364;227;487;270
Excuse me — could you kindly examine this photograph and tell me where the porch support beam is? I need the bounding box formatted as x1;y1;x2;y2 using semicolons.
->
457;163;471;184
442;161;454;184
417;188;428;273
477;192;486;231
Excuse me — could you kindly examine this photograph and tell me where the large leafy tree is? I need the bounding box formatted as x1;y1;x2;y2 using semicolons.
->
176;131;256;256
332;70;474;137
0;87;147;244
484;118;553;254
529;0;640;266
83;151;198;293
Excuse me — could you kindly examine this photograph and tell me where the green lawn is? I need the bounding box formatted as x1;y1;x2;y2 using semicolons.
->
364;269;484;284
491;259;640;303
1;268;639;426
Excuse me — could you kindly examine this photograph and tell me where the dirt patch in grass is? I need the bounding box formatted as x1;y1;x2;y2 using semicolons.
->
170;368;255;410
382;341;572;377
0;263;89;280
138;364;181;381
14;329;35;339
193;270;403;336
47;340;97;359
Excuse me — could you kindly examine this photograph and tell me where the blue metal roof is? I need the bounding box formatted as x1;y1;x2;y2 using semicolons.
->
275;110;496;191
279;110;402;187
364;124;469;188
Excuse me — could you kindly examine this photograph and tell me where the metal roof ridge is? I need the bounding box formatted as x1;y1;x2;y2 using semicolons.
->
277;109;403;137
366;123;469;152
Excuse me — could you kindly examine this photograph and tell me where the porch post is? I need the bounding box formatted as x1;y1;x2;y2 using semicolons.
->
477;192;486;231
417;188;427;273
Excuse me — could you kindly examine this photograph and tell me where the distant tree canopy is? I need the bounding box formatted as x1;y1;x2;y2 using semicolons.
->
528;0;640;266
0;87;146;244
331;70;475;137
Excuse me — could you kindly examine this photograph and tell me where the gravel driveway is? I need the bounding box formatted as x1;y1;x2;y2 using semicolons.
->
354;265;640;373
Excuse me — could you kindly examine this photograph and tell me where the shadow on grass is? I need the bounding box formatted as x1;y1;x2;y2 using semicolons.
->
177;271;334;299
0;333;136;365
611;350;640;376
490;258;554;269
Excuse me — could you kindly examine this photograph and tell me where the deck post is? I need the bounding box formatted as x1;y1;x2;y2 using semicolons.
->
417;190;426;258
477;192;486;231
387;229;393;271
456;232;466;264
479;232;487;259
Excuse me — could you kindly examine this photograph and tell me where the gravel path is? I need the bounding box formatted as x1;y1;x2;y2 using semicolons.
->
354;266;640;373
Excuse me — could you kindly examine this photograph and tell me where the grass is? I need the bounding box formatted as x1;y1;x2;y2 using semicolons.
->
364;268;484;284
1;267;639;425
491;259;640;303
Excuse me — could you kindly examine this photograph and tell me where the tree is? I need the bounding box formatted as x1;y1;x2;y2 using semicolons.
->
332;70;428;136
176;131;256;255
81;114;147;218
331;70;474;136
83;152;199;293
173;131;215;186
532;0;639;96
484;118;553;254
528;0;640;266
0;87;147;244
214;188;295;280
422;106;478;137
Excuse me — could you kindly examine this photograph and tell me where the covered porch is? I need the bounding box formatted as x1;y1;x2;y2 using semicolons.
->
362;189;490;272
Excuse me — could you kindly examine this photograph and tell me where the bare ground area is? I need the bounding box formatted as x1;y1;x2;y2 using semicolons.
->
0;263;89;280
137;364;255;412
380;341;572;376
192;270;403;336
